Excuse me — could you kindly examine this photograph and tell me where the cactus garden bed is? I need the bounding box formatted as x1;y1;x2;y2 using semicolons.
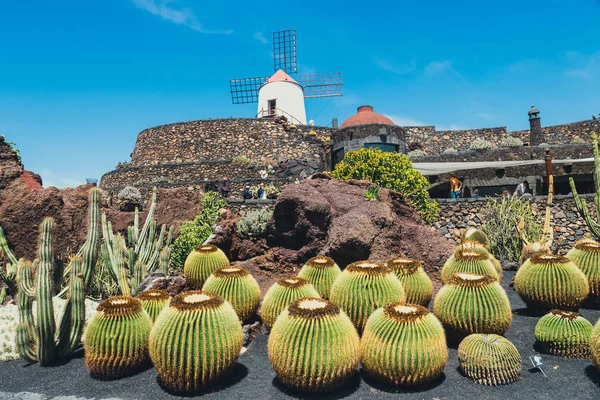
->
1;270;600;399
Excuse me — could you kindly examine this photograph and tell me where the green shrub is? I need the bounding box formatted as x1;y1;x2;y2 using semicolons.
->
407;150;427;160
364;186;380;201
231;155;253;164
470;139;493;150
170;192;226;270
500;137;524;148
443;148;458;154
572;138;586;144
481;196;542;262
237;208;273;239
332;148;438;224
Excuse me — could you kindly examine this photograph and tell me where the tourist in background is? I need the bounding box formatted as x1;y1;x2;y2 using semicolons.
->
257;183;266;200
242;185;253;199
471;188;482;199
514;180;529;196
449;173;462;199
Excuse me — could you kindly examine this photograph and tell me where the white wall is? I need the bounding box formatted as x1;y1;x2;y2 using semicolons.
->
257;81;307;125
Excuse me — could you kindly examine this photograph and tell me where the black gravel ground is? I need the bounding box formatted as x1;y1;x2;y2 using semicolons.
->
1;271;600;399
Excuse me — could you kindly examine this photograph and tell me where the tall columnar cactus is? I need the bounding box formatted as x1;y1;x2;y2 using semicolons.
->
268;297;361;393
184;244;230;289
136;289;171;322
150;291;243;393
441;249;499;284
386;257;433;307
591;318;600;371
159;247;171;275
0;226;18;294
534;310;593;358
330;261;405;333
458;334;521;386
297;256;342;299
84;296;152;379
570;131;600;240
260;277;320;330
461;240;503;281
566;239;600;304
514;254;589;311
361;303;447;386
202;265;261;323
433;273;512;340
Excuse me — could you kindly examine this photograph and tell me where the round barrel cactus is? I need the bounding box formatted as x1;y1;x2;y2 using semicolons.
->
461;227;491;250
260;277;320;330
84;296;152;379
441;249;499;284
183;244;229;289
361;303;447;386
534;310;593;358
268;297;360;393
461;240;503;281
202;265;261;323
514;254;589;311
520;242;551;265
591;318;600;371
433;273;512;339
458;334;521;386
136;289;171;322
149;290;243;393
330;261;405;333
566;239;600;305
297;255;342;299
386;257;433;307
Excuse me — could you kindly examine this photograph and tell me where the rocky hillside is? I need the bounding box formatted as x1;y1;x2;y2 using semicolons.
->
0;138;41;190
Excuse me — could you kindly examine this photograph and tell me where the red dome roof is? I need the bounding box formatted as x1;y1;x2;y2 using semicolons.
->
339;105;394;129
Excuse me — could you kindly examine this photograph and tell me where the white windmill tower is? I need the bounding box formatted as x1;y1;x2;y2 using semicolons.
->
229;29;343;126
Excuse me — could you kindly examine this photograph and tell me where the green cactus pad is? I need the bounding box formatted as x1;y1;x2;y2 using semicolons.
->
591;318;600;371
202;265;261;323
136;290;171;323
433;273;512;339
268;297;360;393
183;244;229;289
84;296;152;379
329;261;406;333
514;254;589;311
149;290;243;393
361;303;447;386
461;240;503;281
386;258;433;307
458;334;521;386
566;239;600;305
461;228;491;250
297;256;342;299
260;277;321;330
441;249;499;284
534;310;593;358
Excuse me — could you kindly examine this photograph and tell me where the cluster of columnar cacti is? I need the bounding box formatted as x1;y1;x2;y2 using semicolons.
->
183;244;230;289
268;297;360;393
202;265;261;323
386;257;433;306
297;256;341;299
260;277;320;330
534;310;593;358
591;318;600;371
101;187;175;296
441;249;499;284
84;296;152;379
329;261;405;333
566;238;600;304
434;273;512;339
150;291;243;393
514;254;589;311
136;290;171;322
361;303;447;386
458;334;521;386
570;131;600;240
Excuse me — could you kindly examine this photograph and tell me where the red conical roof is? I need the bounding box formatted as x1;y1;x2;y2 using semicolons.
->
265;69;299;84
340;105;394;129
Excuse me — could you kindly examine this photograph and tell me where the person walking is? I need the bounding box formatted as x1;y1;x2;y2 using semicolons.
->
449;174;462;199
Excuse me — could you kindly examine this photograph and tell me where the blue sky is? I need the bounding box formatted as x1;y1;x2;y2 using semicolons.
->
1;0;599;187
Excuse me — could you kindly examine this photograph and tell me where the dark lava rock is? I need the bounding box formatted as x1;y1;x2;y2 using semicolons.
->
150;274;188;297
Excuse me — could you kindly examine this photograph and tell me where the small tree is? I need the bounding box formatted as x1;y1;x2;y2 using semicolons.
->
332;148;438;224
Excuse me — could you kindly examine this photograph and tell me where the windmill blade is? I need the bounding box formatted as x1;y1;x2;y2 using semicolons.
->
229;76;269;104
298;72;344;98
273;29;297;74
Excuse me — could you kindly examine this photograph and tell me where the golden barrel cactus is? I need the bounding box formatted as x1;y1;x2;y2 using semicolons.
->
534;310;593;358
260;277;320;330
297;256;342;299
458;334;521;386
566;239;600;305
183;244;229;289
386;257;433;307
591;318;600;371
441;249;499;284
136;289;171;323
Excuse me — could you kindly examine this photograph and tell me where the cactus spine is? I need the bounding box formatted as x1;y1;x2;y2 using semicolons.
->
0;226;18;294
261;277;320;330
84;296;152;379
268;297;360;393
591;318;600;371
458;334;521;386
150;291;243;393
433;273;512;339
361;303;447;386
202;265;261;323
534;310;593;358
297;256;342;298
136;289;171;322
36;218;57;365
184;244;230;289
514;254;589;311
566;239;600;304
387;257;433;306
330;261;405;333
441;249;498;284
461;240;503;281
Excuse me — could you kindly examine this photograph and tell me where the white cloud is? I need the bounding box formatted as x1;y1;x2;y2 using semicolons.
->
385;114;426;126
564;51;599;79
132;0;232;34
424;60;453;75
254;32;268;44
39;169;84;189
373;58;416;74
